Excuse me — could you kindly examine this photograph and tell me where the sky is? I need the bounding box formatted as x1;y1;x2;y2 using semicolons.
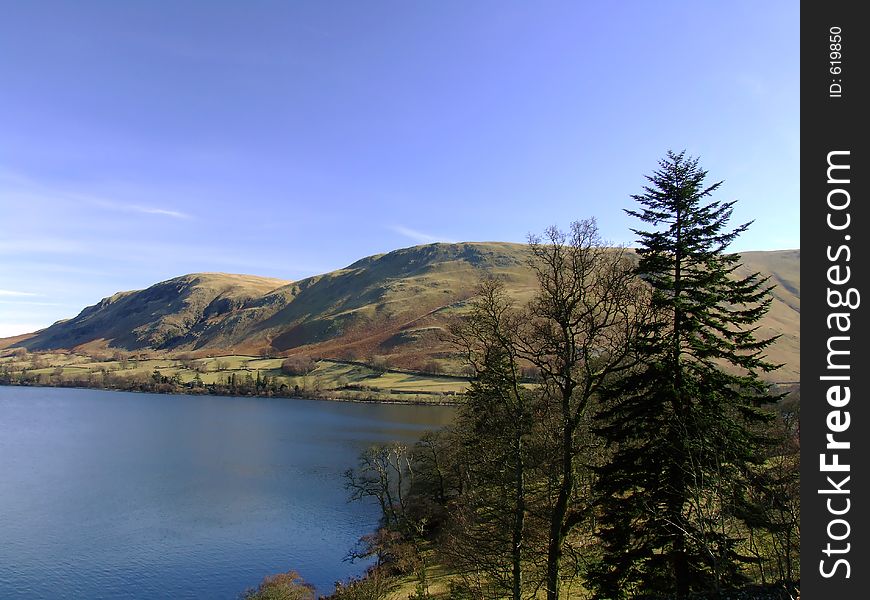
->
0;1;799;337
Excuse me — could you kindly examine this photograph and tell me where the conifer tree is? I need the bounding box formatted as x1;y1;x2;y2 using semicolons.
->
591;151;782;598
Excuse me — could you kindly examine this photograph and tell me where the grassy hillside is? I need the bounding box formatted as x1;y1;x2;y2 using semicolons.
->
736;250;800;383
13;273;290;352
6;243;800;383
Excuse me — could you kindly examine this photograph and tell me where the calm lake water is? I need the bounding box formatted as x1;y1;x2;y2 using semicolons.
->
0;386;455;599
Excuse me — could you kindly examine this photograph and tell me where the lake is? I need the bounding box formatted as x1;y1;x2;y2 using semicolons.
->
0;386;455;599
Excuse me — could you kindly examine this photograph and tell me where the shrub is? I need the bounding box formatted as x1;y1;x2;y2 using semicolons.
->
369;356;390;373
241;570;315;600
328;566;397;600
281;356;317;376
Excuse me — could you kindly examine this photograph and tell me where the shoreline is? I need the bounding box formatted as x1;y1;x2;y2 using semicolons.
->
0;380;464;407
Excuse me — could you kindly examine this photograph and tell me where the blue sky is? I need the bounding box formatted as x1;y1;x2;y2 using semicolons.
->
0;1;798;337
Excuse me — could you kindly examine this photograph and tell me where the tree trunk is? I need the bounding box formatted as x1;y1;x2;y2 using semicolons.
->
512;432;524;600
672;203;689;599
546;406;574;600
674;527;689;599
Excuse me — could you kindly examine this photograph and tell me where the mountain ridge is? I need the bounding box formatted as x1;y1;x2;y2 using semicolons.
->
4;243;800;382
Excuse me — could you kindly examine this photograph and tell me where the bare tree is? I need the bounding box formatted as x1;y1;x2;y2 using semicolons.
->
449;278;534;600
345;443;414;531
446;219;651;599
518;219;652;600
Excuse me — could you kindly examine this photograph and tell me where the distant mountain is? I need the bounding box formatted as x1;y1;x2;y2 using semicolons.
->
6;243;800;383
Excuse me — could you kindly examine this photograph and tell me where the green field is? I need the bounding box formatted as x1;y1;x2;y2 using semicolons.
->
0;349;468;404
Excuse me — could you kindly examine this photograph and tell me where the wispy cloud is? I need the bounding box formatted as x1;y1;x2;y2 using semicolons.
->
0;169;193;220
390;225;456;244
0;289;39;297
0;300;65;306
133;205;191;218
0;236;316;278
0;238;89;256
89;198;192;219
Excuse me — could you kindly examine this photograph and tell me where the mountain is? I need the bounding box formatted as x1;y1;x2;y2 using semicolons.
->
6;243;800;383
13;273;290;352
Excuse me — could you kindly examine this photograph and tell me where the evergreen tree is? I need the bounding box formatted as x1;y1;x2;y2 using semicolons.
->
590;151;782;598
